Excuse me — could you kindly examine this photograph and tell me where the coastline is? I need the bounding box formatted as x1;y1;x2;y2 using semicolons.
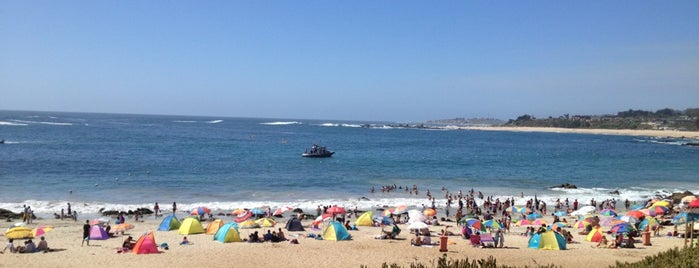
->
0;209;689;268
460;126;699;139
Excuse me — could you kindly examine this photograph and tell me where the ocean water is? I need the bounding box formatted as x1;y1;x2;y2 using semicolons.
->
1;110;698;217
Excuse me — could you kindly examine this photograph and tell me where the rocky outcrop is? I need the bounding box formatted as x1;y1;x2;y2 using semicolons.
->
550;183;577;189
668;191;694;204
100;208;153;216
0;208;22;219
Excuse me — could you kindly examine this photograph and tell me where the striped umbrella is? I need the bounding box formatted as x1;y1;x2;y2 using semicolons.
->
599;209;616;216
483;219;503;229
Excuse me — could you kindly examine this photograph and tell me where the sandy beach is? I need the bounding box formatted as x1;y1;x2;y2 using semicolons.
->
0;210;689;268
460;126;699;139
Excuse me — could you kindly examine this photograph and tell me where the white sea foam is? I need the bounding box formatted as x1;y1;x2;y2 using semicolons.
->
318;123;362;128
260;121;302;125
173;120;197;123
206;120;223;124
11;120;72;126
0;121;28;126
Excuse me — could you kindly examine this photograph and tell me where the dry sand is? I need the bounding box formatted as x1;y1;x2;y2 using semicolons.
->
0;212;689;268
460;126;699;139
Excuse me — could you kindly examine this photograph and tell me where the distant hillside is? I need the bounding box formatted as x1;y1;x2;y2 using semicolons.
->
426;117;505;126
504;108;699;131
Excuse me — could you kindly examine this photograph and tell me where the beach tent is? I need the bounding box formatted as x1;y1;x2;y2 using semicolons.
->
178;217;205;235
585;227;605;242
158;214;181;231
89;225;109;240
355;211;374;226
255;217;276;227
133;231;158;254
206;219;225;235
528;231;566;250
285;216;305;231
213;223;243;243
239;219;260;229
322;221;351;241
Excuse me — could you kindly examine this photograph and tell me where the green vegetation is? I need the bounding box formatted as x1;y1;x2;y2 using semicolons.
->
364;246;699;268
505;108;699;131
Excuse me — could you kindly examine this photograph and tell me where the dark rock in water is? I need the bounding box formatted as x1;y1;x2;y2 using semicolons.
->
292;208;304;213
550;183;577;189
609;190;620;195
101;210;120;216
0;208;22;219
101;208;153;216
669;191;694;205
134;208;153;215
360;196;371;201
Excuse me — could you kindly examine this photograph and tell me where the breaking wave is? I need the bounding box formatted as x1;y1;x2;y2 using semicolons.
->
261;121;302;125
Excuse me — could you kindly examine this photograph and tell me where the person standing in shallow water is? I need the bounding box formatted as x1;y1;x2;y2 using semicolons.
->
172;202;177;214
154;202;159;218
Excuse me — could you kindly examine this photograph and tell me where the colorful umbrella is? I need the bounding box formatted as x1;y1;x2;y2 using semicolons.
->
273;206;293;216
423;208;436;217
32;225;54;237
599;209;616;216
626;210;644;219
574;220;590;229
112;223;135;232
382;209;394;217
250;208;266;215
483;219;504;229
517;219;534;226
232;208;247;216
610;223;636;234
638;217;660;231
407;221;429;230
650;206;670;215
638;208;656;217
5;227;33;239
689;199;699;208
89;218;110;225
392;205;408;215
461;218;484;231
672;212;693;225
652;200;671;208
326;206;346;215
313;213;333;226
191;206;211;215
681;196;697;204
532;219;547;226
618;215;639;224
553;211;567;217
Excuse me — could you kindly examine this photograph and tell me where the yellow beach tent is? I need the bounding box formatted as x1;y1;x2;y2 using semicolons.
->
355;211;374;226
205;219;225;235
178;217;205;235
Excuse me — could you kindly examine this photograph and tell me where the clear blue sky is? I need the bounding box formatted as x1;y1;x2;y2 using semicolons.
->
2;1;698;122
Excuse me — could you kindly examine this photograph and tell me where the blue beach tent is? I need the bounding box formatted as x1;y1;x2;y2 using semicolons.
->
158;214;181;231
528;231;566;250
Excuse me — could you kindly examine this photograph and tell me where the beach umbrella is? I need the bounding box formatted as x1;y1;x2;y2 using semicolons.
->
89;218;110;225
382;209;394;217
326;206;346;215
585;227;605;242
423;208;436;217
231;208;247;216
553;211;567;217
517;219;534;226
610;223;635;234
509;206;522;214
392;205;408;215
255;218;276;227
483;219;504;229
551;222;568;229
32;225;54;237
313;214;333;226
672;212;691;225
618;215;639;224
574;220;591;229
191;207;211;215
407;210;426;223
625;210;644;219
638;208;656;217
532;219;547;226
599;209;616;216
461;218;483;230
273;206;293;216
652;200;671;208
681;196;697;204
113;223;135;233
250;208;266;216
234;211;253;223
638;217;660;231
571;206;596;216
5;226;33;239
407;221;429;230
527;213;543;219
650;206;670;215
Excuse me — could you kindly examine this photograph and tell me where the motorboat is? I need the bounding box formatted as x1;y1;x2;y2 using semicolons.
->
302;144;334;158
